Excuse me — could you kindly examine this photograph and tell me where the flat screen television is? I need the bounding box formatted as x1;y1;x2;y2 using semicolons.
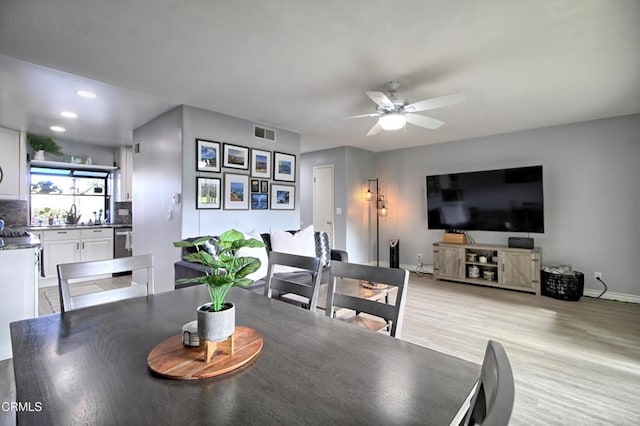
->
426;165;544;233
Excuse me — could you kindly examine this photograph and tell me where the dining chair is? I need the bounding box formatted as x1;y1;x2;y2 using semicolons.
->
57;254;154;313
450;340;515;426
325;261;409;338
264;251;322;312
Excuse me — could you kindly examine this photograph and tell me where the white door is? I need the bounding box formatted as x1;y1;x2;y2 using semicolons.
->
313;165;334;244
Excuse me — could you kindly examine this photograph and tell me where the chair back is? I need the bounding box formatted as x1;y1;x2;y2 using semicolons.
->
57;254;154;313
326;261;409;338
452;340;515;426
264;251;322;312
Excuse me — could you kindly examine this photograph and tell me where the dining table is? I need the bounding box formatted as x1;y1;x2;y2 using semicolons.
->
10;285;479;425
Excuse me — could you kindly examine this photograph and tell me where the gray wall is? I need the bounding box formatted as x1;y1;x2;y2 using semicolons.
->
45;138;116;166
181;106;300;238
132;106;184;293
374;114;640;296
300;146;374;263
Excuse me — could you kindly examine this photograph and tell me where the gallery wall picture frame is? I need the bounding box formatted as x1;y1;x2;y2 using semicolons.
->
196;139;221;173
273;152;296;182
196;177;221;209
270;184;295;210
224;173;250;210
251;179;260;193
251;193;269;210
260;180;269;193
223;143;249;170
250;148;272;179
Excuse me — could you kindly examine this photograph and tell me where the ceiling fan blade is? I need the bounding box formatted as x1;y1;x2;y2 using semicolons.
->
344;113;380;119
366;121;383;136
405;113;444;129
366;91;394;109
404;92;465;113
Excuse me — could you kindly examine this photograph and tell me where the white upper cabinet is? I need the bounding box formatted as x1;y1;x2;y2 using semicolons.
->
0;126;27;200
114;145;133;201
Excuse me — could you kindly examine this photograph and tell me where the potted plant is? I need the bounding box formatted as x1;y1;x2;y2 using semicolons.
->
173;229;265;342
27;134;63;160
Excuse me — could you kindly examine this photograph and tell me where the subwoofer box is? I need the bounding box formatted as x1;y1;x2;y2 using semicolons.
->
508;237;534;249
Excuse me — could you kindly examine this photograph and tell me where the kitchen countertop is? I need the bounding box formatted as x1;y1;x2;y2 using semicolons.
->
0;233;41;251
26;223;131;230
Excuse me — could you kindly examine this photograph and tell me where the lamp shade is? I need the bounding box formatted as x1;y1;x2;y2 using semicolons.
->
379;114;406;131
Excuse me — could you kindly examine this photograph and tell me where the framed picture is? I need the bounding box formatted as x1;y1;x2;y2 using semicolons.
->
196;139;221;173
251;179;260;193
224;173;249;210
270;184;295;210
251;193;269;210
260;180;269;193
196;177;221;209
250;149;272;178
273;152;296;182
223;143;249;170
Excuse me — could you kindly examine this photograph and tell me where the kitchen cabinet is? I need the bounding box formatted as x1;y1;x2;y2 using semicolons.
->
0;126;27;200
0;246;38;360
41;228;114;280
114;145;133;201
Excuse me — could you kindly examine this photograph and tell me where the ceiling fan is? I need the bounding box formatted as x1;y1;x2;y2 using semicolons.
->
347;81;465;136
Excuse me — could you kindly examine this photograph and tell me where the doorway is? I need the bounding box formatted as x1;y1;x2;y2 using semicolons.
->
312;165;334;244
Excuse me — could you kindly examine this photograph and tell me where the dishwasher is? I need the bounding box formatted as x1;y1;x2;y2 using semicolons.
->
114;227;132;275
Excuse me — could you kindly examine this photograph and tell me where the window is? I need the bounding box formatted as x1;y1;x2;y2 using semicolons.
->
30;167;110;226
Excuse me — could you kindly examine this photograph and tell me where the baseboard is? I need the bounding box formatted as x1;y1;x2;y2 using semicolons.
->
583;289;640;304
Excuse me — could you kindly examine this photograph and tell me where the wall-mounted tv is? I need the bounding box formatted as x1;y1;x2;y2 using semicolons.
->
426;165;544;233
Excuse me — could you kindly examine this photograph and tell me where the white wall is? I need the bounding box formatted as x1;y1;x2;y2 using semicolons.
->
181;106;300;238
374;114;640;296
132;106;184;293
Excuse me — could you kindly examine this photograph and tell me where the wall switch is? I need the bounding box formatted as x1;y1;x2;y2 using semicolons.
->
336;207;342;215
167;209;173;220
172;193;181;204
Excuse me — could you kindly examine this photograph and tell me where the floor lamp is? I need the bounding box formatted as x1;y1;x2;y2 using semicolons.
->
366;178;388;267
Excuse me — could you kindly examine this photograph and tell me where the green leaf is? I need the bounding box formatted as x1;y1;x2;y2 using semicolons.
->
203;274;235;287
234;278;254;287
219;229;244;243
234;257;261;278
176;277;207;285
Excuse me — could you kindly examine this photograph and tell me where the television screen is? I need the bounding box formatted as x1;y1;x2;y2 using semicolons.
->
426;165;544;233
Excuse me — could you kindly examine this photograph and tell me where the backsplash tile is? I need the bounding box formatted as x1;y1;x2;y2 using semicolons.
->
0;200;29;228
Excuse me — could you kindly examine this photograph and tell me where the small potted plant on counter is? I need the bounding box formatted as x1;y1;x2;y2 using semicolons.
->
173;229;265;342
28;134;63;161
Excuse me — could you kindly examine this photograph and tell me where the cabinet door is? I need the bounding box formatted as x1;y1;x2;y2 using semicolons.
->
499;251;536;289
0;126;22;199
436;246;464;279
43;240;81;277
82;238;114;262
115;146;133;201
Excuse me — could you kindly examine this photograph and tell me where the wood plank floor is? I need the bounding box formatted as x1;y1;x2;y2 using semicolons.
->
403;273;640;426
1;273;638;425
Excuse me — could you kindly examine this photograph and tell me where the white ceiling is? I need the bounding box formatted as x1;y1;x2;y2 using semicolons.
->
0;1;638;153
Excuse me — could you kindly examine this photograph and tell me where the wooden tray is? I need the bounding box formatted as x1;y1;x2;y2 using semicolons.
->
147;326;263;380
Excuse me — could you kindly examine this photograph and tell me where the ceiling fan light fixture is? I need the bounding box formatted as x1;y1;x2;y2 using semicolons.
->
378;114;406;131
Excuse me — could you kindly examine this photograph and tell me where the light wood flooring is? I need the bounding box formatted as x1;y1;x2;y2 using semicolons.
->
1;273;639;425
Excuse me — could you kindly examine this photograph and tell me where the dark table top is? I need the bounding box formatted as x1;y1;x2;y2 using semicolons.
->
11;286;479;425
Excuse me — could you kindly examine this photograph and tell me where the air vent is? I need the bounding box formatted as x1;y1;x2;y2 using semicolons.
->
254;125;276;142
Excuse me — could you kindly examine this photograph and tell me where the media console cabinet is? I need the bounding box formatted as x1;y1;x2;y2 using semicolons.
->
433;242;541;295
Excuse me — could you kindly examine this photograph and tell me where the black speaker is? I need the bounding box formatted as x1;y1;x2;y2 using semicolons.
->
508;237;534;249
389;239;400;268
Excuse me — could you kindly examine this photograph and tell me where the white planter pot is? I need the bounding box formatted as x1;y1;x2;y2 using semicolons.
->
197;302;235;342
33;150;45;161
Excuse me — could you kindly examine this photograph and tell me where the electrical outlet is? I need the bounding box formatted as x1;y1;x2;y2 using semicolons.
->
417;253;423;263
595;272;602;280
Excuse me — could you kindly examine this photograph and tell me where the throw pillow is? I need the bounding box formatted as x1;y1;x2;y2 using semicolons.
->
236;230;269;281
314;231;331;268
270;225;316;273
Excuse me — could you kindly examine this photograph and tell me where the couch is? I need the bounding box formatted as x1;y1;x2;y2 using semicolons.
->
174;231;348;294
